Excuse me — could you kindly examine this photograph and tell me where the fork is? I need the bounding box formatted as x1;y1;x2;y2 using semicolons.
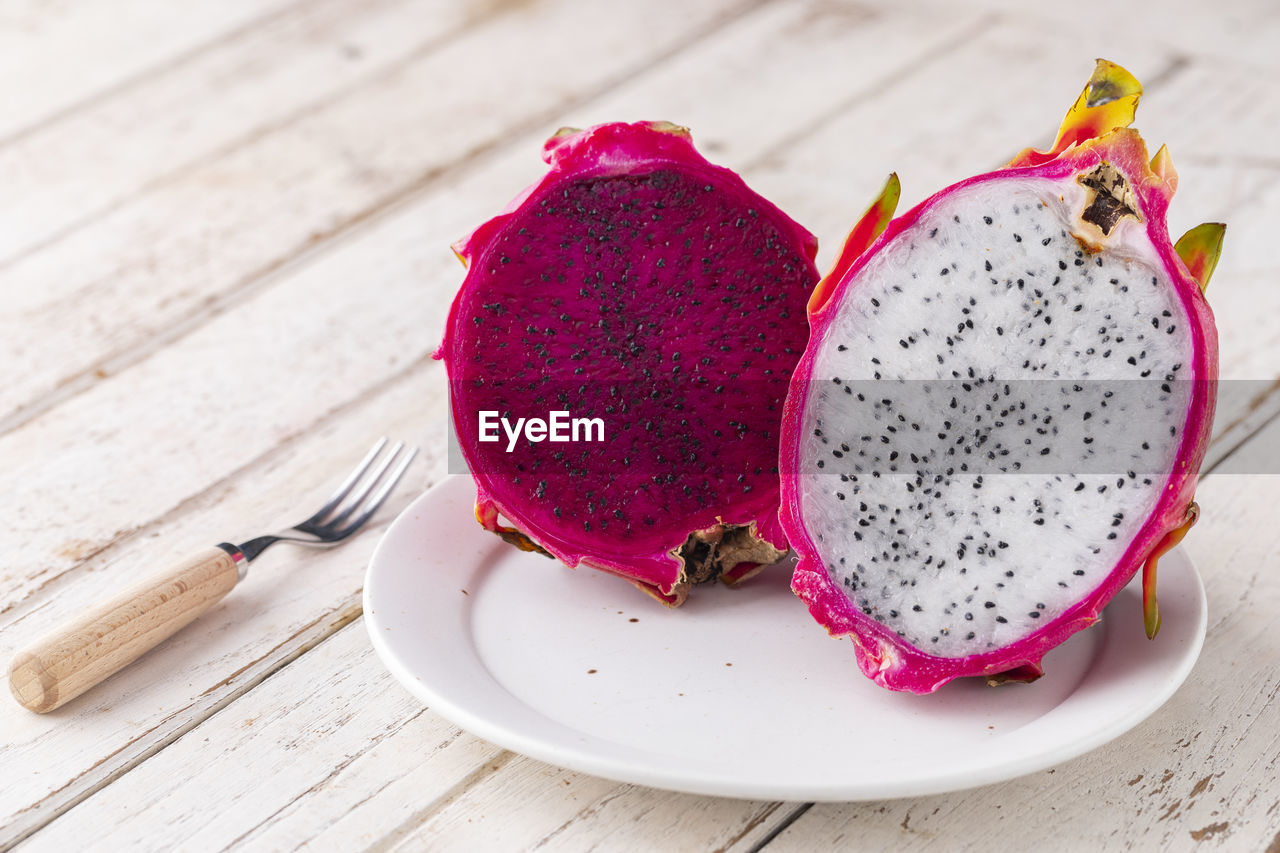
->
8;438;418;714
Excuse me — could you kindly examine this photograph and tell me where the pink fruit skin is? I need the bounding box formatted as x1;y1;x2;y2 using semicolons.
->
438;121;817;605
780;129;1218;693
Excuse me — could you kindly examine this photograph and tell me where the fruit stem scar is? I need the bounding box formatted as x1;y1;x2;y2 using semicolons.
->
1078;162;1141;236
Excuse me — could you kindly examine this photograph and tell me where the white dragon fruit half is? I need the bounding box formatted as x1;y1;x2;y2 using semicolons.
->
779;60;1223;693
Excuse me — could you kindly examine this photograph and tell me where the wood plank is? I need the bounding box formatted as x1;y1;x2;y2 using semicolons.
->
741;41;1182;259
0;0;755;431
11;620;508;852
387;763;792;853
0;0;305;143
949;0;1280;71
0;0;479;263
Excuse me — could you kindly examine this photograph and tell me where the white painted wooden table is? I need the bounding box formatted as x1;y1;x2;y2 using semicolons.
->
2;1;1278;849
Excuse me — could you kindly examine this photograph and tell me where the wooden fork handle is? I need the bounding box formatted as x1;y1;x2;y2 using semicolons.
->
8;546;243;713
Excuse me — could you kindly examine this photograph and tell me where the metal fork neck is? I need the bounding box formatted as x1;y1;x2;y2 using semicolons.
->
216;542;252;581
209;440;416;582
236;535;285;566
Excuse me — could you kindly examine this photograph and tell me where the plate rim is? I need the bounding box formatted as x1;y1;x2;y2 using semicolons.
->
364;475;1207;802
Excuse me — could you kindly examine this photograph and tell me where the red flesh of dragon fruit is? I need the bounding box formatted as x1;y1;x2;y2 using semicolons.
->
779;61;1222;692
438;121;819;605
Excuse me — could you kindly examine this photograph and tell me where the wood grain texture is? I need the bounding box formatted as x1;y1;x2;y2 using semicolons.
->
0;0;477;263
0;1;307;141
8;547;239;714
12;621;508;853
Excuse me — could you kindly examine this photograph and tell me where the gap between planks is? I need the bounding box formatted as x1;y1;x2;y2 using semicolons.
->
362;753;520;853
742;803;813;853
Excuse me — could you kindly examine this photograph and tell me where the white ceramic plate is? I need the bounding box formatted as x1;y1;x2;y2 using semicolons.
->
364;475;1207;802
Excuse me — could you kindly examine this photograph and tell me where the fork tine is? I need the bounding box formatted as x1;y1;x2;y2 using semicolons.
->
311;437;388;524
333;446;419;538
321;441;407;530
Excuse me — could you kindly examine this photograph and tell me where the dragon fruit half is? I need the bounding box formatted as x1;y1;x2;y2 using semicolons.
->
438;121;819;605
780;61;1222;692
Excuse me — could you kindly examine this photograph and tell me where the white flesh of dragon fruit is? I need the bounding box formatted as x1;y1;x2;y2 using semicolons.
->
798;178;1190;659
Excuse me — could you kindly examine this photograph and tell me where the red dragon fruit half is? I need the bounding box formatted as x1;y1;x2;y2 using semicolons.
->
438;121;819;605
779;61;1223;692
